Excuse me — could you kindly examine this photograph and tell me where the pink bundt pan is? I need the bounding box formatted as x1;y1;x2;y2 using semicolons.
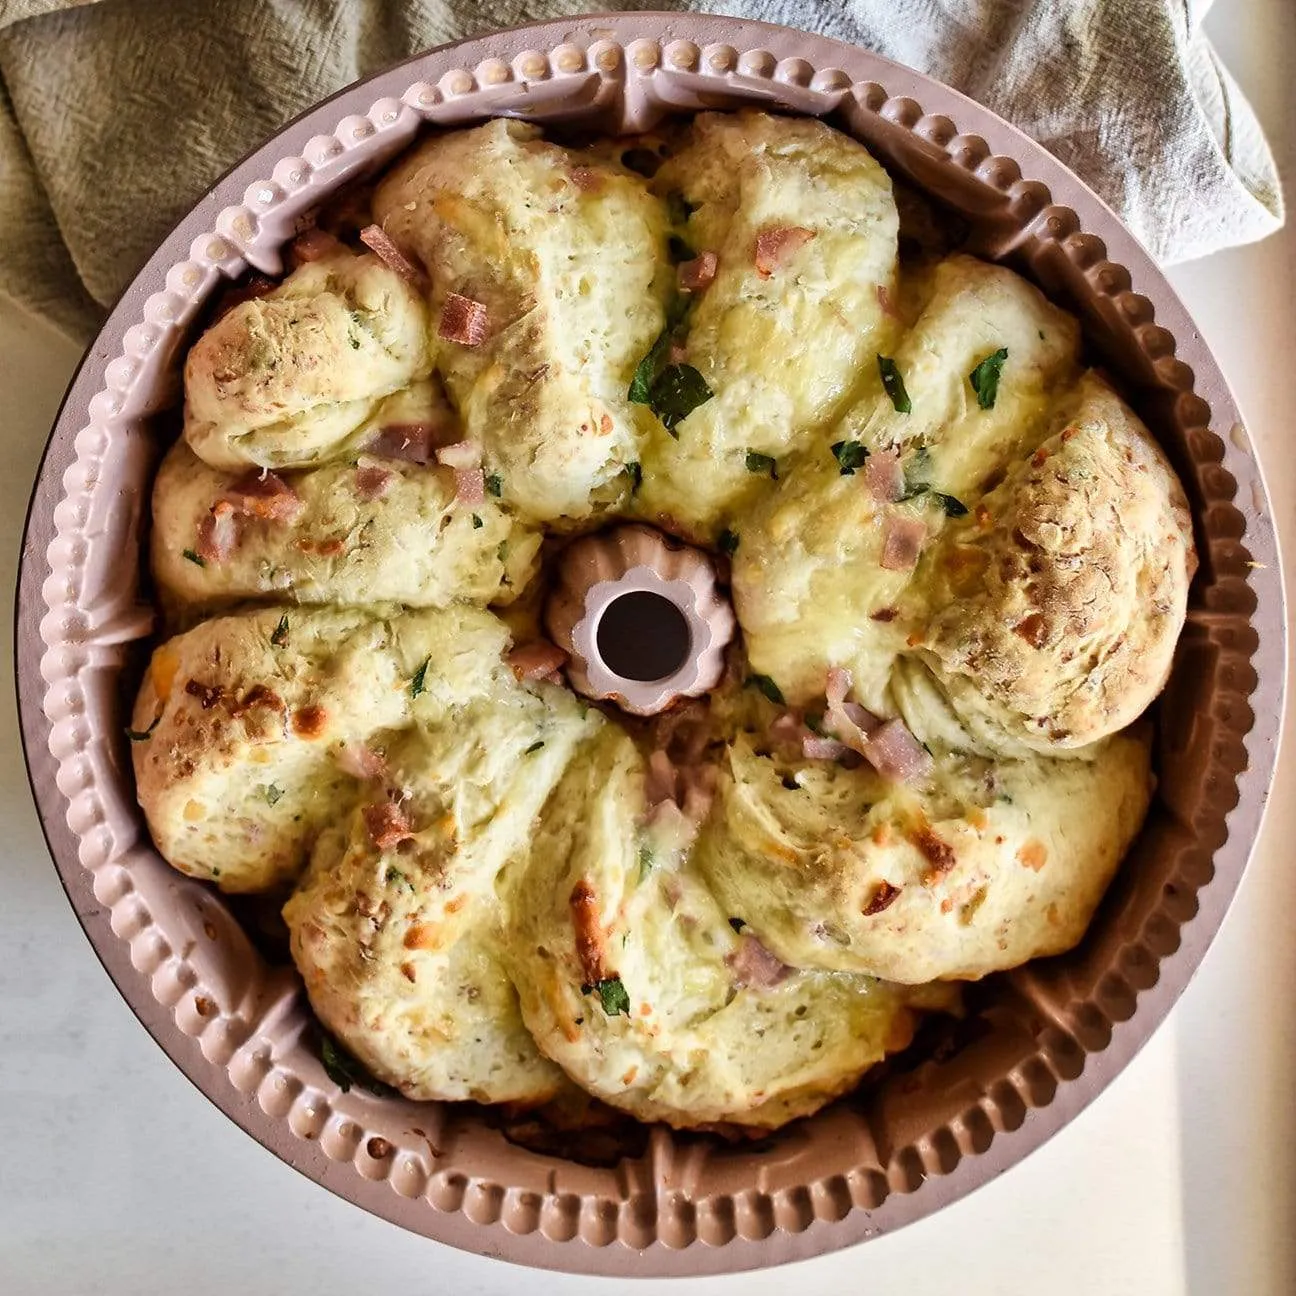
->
14;12;1285;1277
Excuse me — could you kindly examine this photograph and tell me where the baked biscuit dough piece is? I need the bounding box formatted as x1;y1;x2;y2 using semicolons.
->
506;726;945;1129
372;119;670;523
151;442;539;615
913;373;1196;756
131;604;513;892
636;111;901;536
694;732;1152;984
284;686;596;1103
184;248;432;470
732;255;1082;708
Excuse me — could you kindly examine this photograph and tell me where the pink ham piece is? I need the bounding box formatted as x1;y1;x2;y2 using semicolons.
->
863;717;934;784
354;464;393;501
768;710;806;747
645;749;678;808
569;166;604;192
864;447;905;503
366;422;449;465
803;735;849;761
507;640;568;682
336;741;388;780
880;515;928;571
727;933;791;989
453;468;485;505
435;441;482;470
753;226;815;278
195;505;238;564
678;251;718;292
290;227;341;264
358;224;426;288
824;667;882;757
363;800;414;851
876;283;900;319
438;292;489;346
222;470;303;523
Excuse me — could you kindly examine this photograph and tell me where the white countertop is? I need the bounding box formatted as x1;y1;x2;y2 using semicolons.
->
2;8;1292;1293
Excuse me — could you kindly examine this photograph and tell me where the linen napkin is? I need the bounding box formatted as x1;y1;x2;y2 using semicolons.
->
0;0;1283;342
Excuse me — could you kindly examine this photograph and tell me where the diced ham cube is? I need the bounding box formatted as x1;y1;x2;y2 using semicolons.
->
865;447;905;503
880;515;927;571
223;470;303;523
507;640;568;681
358;224;426;287
290;227;342;264
438;292;489;346
354;464;393;501
727;933;791;988
678;251;718;292
363;800;413;851
754;226;815;277
453;468;485;505
864;718;933;784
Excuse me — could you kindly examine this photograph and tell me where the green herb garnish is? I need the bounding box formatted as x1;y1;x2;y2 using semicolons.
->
125;716;161;742
262;783;284;806
270;614;289;646
585;976;631;1017
968;347;1008;410
624;461;643;492
524;740;545;755
319;1032;395;1096
718;528;739;557
830;439;869;475
746;674;785;706
899;446;933;501
410;656;431;698
471;513;483;529
629;297;711;434
877;355;912;414
933;492;969;516
385;866;414;891
744;451;778;479
182;548;206;567
485;473;503;498
638;844;653;881
647;364;713;434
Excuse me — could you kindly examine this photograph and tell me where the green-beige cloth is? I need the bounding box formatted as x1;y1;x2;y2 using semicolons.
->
0;0;1283;342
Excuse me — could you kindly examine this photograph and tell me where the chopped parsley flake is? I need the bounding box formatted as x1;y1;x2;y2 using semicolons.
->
638;844;653;881
625;461;643;492
718;528;739;557
262;783;285;806
385;866;414;892
877;355;912;414
830;439;869;475
647;364;712;434
124;716;161;742
524;740;545;755
182;548;206;567
969;347;1008;410
745;451;778;479
410;656;431;698
629;297;712;433
485;473;503;498
270;614;289;646
319;1032;395;1096
933;492;969;516
585;976;630;1017
746;673;785;706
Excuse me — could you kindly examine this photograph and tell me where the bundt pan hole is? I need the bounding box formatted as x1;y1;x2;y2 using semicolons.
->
595;590;692;683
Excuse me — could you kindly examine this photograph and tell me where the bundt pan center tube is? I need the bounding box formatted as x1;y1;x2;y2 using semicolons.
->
14;12;1284;1277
